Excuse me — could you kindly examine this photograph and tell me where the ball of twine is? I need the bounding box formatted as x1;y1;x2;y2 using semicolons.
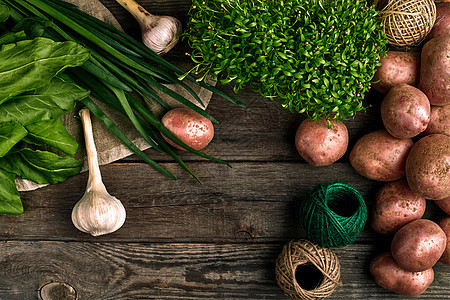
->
374;0;436;46
299;182;367;248
275;240;341;300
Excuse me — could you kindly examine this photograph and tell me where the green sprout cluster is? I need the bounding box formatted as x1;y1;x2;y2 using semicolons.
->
185;0;388;121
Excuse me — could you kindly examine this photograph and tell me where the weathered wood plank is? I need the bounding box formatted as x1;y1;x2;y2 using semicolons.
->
120;85;385;164
1;162;445;242
0;241;448;299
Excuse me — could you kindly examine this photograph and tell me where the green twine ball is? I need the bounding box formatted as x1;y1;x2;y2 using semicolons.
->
299;182;367;248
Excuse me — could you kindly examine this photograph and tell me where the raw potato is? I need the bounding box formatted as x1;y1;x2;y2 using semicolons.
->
349;130;413;181
391;219;447;272
406;134;450;200
435;196;450;214
370;252;434;297
438;216;450;265
423;105;450;136
420;36;450;106
161;107;214;151
426;3;450;40
381;84;430;139
371;180;426;235
294;119;348;166
372;51;420;95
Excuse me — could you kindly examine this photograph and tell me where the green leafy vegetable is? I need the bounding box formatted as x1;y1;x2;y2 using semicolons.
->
0;37;90;103
0;169;22;215
0;30;26;44
12;16;52;38
25;118;78;155
0;18;89;214
0;76;89;125
185;0;388;121
3;0;244;182
0;121;27;157
0;3;9;22
0;148;81;185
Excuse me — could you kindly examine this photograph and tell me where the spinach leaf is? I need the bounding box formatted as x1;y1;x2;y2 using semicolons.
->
0;121;27;157
0;37;90;103
0;169;22;215
25;118;78;155
0;148;81;185
0;30;27;45
12;17;53;39
0;76;89;125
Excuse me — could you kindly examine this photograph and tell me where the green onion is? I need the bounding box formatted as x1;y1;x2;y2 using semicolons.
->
3;0;245;181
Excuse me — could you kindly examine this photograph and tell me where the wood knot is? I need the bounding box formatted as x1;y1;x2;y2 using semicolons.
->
235;230;253;240
39;282;77;300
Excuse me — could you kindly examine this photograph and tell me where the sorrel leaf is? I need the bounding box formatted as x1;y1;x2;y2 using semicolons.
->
0;169;22;215
0;37;89;103
0;120;27;157
0;76;89;125
25;118;78;155
0;148;81;184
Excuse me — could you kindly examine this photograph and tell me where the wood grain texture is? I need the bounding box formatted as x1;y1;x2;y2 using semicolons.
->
1;1;448;299
0;241;448;300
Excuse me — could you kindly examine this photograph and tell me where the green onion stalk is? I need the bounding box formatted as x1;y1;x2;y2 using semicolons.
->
1;0;246;183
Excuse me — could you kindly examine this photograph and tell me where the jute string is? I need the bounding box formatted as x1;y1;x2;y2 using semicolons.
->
276;240;341;300
374;0;436;46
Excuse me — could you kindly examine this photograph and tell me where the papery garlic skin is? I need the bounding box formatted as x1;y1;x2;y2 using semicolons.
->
141;16;182;55
72;184;126;237
73;108;127;237
115;0;182;55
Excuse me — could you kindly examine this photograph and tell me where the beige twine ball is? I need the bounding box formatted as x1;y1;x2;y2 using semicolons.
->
275;240;341;300
374;0;436;46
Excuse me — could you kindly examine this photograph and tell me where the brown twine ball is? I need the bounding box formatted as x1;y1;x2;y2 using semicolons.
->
275;240;341;300
374;0;436;46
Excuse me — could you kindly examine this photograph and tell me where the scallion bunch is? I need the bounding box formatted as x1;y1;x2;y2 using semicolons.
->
2;0;245;183
185;0;388;121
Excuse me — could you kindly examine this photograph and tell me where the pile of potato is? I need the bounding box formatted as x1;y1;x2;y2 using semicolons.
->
361;3;449;296
293;2;449;296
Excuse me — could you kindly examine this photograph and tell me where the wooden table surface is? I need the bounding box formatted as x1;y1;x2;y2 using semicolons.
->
1;1;449;299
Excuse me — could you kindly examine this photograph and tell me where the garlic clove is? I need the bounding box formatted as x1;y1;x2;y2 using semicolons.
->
141;15;182;55
71;185;126;237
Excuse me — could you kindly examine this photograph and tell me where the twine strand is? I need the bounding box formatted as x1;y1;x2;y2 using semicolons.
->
276;240;341;300
299;182;367;248
376;0;436;46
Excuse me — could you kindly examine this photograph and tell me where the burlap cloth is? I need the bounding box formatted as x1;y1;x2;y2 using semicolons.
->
16;0;213;191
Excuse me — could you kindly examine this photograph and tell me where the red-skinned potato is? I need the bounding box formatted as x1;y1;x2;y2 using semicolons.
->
423;105;450;136
420;36;450;106
381;84;430;139
426;3;450;40
391;219;447;272
438;216;450;265
372;51;420;95
370;252;434;297
161;107;214;151
435;196;450;215
349;130;413;181
371;180;426;235
406;134;450;200
294;119;348;166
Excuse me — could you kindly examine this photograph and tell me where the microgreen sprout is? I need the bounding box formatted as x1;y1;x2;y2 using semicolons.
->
185;0;388;121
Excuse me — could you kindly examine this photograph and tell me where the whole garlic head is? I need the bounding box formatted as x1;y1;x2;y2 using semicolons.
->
71;183;126;237
72;108;126;237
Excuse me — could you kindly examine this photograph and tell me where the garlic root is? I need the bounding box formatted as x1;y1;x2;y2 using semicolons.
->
71;108;126;237
115;0;182;55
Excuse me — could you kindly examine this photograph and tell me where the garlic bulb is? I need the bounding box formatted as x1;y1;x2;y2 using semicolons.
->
115;0;182;55
72;108;126;237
